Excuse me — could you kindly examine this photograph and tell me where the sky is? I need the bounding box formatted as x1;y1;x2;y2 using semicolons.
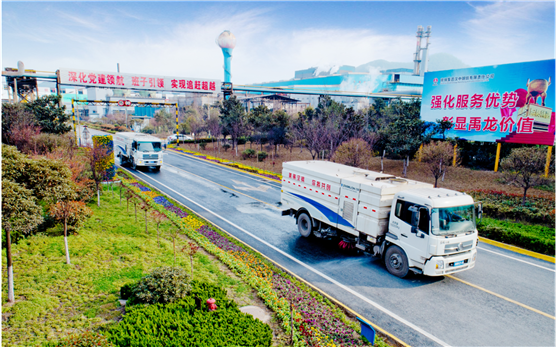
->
2;1;555;85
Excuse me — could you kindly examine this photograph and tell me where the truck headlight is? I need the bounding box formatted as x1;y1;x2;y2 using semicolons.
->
436;260;444;269
472;252;477;262
138;160;143;164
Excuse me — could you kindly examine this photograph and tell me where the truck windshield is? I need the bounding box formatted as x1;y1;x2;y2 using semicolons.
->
431;205;475;236
137;142;161;152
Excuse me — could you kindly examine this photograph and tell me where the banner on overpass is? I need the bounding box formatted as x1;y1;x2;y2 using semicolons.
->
58;68;221;94
420;59;555;145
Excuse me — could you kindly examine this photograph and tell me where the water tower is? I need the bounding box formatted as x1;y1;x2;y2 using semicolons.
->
216;30;236;84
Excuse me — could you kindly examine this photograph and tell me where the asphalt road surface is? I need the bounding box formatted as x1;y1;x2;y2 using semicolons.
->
115;144;554;347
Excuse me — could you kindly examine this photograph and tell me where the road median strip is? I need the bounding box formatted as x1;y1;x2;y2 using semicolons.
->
120;168;401;347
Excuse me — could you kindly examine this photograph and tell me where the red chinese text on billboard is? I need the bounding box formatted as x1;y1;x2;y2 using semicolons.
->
442;116;533;133
431;91;520;110
68;71;124;86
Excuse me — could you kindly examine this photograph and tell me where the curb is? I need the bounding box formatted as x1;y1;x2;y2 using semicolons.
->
167;147;282;183
121;167;411;347
479;237;555;263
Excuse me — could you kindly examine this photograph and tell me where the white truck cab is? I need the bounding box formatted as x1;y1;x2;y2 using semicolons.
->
114;132;164;171
386;188;478;276
280;161;481;278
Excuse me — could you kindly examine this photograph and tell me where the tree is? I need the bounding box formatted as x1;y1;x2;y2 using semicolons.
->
219;96;248;156
154;109;174;133
167;228;181;266
205;115;222;156
185;113;204;145
247;105;272;151
124;188;134;213
140;200;150;234
267;110;290;155
2;179;43;303
150;210;168;247
291;110;329;160
1;102;41;152
84;139;112;207
24;95;72;134
2;145;74;203
383;98;431;177
182;241;199;277
49;200;93;264
332;138;373;168
421;141;458;187
436;118;454;140
500;147;549;205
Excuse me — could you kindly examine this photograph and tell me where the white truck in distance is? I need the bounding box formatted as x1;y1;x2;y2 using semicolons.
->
280;161;481;278
114;132;163;171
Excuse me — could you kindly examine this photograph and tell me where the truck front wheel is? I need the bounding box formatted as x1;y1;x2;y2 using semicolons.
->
297;212;313;238
385;245;409;278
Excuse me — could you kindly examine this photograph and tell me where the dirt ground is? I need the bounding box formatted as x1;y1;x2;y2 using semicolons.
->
174;141;554;200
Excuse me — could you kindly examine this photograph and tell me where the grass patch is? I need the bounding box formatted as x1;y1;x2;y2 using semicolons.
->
478;217;555;255
2;185;264;346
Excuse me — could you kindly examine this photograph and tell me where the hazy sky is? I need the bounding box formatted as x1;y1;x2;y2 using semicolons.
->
2;1;555;85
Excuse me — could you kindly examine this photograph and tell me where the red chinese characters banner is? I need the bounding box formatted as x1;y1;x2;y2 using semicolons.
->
421;60;555;145
58;69;221;94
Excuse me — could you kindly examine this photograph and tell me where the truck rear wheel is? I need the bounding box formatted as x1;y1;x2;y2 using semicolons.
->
385;245;409;278
297;212;313;238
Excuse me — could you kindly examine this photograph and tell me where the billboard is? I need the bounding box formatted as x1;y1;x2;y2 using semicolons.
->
420;60;555;145
58;68;221;94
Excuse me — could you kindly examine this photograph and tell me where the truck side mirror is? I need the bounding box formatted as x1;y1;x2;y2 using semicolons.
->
476;202;483;224
411;211;420;232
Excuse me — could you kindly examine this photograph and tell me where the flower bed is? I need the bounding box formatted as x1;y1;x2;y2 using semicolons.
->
118;171;381;347
273;274;364;346
169;145;282;181
130;182;151;192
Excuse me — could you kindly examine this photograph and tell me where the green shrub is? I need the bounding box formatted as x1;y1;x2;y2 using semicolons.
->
469;190;555;226
46;331;114;347
257;151;268;161
128;266;191;305
241;148;256;159
105;282;272;347
199;142;207;150
222;143;231;152
478;218;555;255
120;283;135;300
141;126;156;134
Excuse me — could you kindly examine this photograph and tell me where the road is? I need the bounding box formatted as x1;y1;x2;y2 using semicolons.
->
110;140;554;346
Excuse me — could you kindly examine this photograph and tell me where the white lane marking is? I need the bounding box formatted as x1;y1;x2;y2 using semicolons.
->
478;246;555;272
165;151;282;188
231;179;271;192
132;169;450;347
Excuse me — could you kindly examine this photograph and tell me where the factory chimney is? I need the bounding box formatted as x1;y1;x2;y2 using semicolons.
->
420;26;432;76
413;25;432;76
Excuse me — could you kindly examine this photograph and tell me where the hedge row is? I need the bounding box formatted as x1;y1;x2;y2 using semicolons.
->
105;281;272;347
478;218;555;255
468;190;555;226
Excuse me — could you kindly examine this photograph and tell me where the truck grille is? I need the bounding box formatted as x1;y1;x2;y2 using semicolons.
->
444;240;474;253
143;154;158;160
342;201;354;222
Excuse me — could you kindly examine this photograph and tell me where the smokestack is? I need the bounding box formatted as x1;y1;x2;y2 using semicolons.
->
420;26;432;76
413;26;423;75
